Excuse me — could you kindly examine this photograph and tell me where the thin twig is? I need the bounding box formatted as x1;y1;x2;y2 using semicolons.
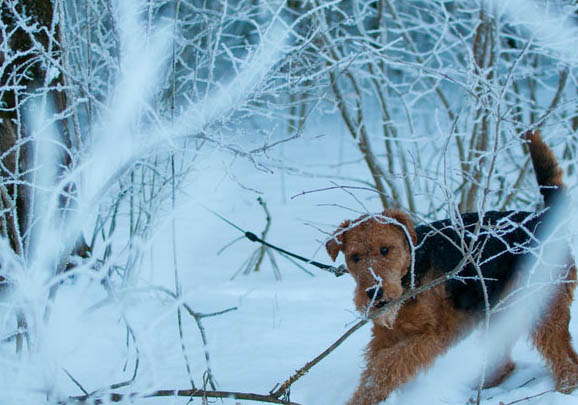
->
63;368;89;396
500;383;578;405
248;197;272;274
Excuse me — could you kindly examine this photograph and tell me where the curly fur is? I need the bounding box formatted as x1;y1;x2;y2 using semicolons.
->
327;131;578;404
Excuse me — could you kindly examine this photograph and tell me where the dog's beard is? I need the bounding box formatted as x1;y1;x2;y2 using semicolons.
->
364;303;401;329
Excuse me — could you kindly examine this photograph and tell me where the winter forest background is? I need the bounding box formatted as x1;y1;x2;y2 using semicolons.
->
1;0;577;404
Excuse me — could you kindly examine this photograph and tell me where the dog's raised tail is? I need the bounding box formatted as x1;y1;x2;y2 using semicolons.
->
525;130;566;207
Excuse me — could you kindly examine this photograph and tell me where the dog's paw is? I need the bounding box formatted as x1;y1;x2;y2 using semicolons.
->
346;383;381;405
555;364;578;394
483;360;516;389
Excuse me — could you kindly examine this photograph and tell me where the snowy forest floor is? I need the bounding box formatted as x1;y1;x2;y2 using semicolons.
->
4;124;575;405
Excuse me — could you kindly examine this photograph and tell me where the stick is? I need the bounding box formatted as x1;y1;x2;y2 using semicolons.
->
69;389;302;405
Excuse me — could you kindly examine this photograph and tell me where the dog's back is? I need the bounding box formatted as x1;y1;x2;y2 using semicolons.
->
409;130;569;312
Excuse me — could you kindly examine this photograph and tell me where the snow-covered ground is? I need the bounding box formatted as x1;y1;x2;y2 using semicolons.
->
1;1;577;404
3;126;576;405
141;132;578;405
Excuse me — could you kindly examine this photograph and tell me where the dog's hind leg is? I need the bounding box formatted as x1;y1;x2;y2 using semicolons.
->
477;322;518;389
483;351;515;389
532;269;578;393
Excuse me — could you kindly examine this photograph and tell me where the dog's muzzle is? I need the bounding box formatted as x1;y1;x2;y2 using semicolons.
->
366;287;392;308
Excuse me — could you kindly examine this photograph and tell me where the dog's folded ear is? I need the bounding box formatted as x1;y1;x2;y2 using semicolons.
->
383;210;417;246
326;220;351;261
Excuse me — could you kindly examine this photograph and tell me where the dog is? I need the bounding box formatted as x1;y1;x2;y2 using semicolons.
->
326;130;578;404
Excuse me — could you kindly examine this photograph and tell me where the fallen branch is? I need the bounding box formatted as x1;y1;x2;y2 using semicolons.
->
270;318;368;398
69;388;302;405
496;383;578;405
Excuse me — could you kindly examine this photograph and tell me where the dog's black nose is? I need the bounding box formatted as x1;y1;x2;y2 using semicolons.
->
366;286;383;301
375;300;390;308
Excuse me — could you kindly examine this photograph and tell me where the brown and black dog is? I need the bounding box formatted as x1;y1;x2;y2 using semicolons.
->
326;131;578;404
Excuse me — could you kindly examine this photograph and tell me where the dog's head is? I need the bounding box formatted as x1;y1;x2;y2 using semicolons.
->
326;209;417;326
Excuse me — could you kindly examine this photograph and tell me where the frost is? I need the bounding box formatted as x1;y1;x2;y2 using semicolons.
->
0;0;577;404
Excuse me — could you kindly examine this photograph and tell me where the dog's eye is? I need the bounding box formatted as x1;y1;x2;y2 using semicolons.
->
351;253;360;263
380;246;389;256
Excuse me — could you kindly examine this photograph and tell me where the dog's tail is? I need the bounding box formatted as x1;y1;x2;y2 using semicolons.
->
525;130;566;207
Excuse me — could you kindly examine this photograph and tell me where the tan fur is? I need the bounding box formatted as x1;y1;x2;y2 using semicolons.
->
328;131;578;404
531;263;578;393
484;358;515;389
525;130;564;188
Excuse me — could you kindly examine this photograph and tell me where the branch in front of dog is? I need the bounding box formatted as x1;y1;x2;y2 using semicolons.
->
270;238;479;399
269;314;369;399
472;104;508;405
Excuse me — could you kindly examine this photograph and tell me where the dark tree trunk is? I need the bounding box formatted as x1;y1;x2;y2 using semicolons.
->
1;0;90;351
1;0;61;253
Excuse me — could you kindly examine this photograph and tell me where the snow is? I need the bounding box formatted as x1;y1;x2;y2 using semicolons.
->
2;111;578;405
129;137;578;405
1;1;578;404
4;133;576;405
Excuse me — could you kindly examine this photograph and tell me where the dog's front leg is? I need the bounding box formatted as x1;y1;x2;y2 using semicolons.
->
347;333;450;405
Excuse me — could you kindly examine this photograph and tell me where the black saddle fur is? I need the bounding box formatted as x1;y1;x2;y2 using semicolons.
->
402;210;550;312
